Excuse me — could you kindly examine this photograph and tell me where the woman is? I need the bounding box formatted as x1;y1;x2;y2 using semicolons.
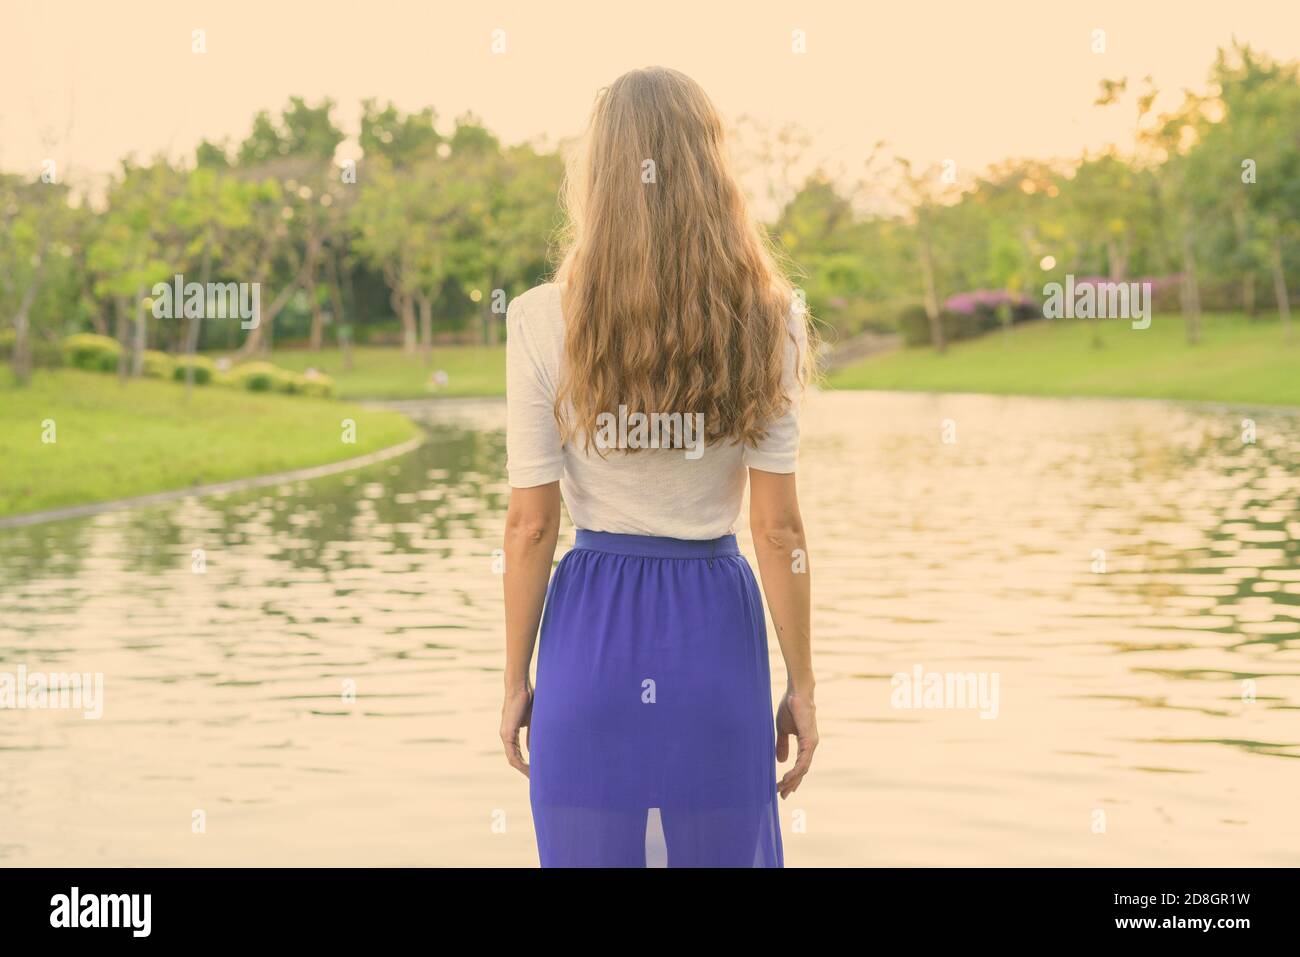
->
499;67;817;868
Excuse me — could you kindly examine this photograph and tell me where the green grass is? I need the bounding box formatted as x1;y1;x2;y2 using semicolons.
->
828;313;1299;407
0;369;419;518
265;345;506;400
217;312;1299;408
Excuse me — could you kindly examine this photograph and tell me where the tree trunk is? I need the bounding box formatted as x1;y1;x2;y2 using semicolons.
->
12;310;30;385
235;240;319;359
185;244;212;399
400;294;417;353
305;242;324;351
1231;199;1257;318
235;277;302;358
1272;233;1292;343
483;274;500;346
11;282;40;386
1106;237;1128;282
81;270;108;335
918;217;945;354
11;308;32;386
309;291;325;351
1180;228;1202;346
115;297;130;383
9;244;47;386
416;293;433;365
381;260;418;354
326;250;347;338
132;284;147;376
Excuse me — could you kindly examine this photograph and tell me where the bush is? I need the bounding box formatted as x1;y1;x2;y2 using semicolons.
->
222;361;336;398
943;290;1039;323
227;360;295;393
172;354;216;385
63;333;122;371
141;350;174;379
900;291;1042;348
296;369;335;398
899;306;996;348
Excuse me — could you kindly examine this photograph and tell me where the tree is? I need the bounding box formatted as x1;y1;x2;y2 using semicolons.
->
87;161;179;379
0;175;76;384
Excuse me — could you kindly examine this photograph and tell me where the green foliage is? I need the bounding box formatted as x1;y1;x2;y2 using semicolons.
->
296;370;336;398
359;100;442;166
63;333;122;371
222;360;333;397
141;350;174;379
898;306;1001;348
172;354;216;385
6;45;1297;379
227;360;294;392
237;97;344;165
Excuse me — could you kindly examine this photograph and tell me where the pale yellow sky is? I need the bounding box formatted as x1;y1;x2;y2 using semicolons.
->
3;0;1297;201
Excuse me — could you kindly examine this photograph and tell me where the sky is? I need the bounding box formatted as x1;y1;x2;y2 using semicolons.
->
3;0;1298;206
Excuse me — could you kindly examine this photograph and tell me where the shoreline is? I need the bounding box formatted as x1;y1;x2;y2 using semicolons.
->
5;383;1295;531
0;433;425;531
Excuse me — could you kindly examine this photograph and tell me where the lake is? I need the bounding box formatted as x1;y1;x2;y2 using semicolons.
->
1;390;1297;866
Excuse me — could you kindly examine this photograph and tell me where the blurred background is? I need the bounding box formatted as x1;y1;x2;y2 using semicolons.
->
1;1;1297;866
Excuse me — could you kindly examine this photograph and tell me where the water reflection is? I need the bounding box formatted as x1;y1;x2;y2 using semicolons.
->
0;392;1296;865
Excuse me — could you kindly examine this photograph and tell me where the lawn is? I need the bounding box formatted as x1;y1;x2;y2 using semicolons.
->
828;313;1299;407
262;313;1299;408
265;345;506;400
0;369;419;518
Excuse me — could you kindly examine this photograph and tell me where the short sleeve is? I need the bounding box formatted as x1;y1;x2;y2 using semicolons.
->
505;294;565;487
743;303;807;474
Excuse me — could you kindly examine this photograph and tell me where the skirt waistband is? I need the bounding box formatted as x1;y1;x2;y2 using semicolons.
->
574;529;739;559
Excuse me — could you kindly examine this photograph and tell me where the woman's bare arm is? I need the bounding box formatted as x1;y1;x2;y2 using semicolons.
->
500;482;562;777
748;468;817;799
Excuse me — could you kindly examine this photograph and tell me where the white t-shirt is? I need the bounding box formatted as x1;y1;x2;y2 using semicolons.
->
505;282;804;540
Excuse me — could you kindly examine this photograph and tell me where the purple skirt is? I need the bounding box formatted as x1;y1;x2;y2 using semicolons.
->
529;529;783;867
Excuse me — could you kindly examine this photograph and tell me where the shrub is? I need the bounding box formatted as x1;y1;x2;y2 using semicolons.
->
62;333;122;371
172;354;216;385
943;290;1038;323
900;291;1042;348
227;361;294;393
222;362;336;398
141;350;175;379
296;369;335;398
899;306;1000;348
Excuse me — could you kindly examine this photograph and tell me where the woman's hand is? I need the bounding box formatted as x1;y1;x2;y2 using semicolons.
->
775;687;817;799
500;483;559;781
500;684;533;778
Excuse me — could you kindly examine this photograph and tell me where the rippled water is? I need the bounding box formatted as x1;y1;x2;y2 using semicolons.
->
1;391;1297;866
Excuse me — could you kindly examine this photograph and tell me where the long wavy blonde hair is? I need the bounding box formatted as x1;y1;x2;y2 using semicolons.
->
554;67;808;452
